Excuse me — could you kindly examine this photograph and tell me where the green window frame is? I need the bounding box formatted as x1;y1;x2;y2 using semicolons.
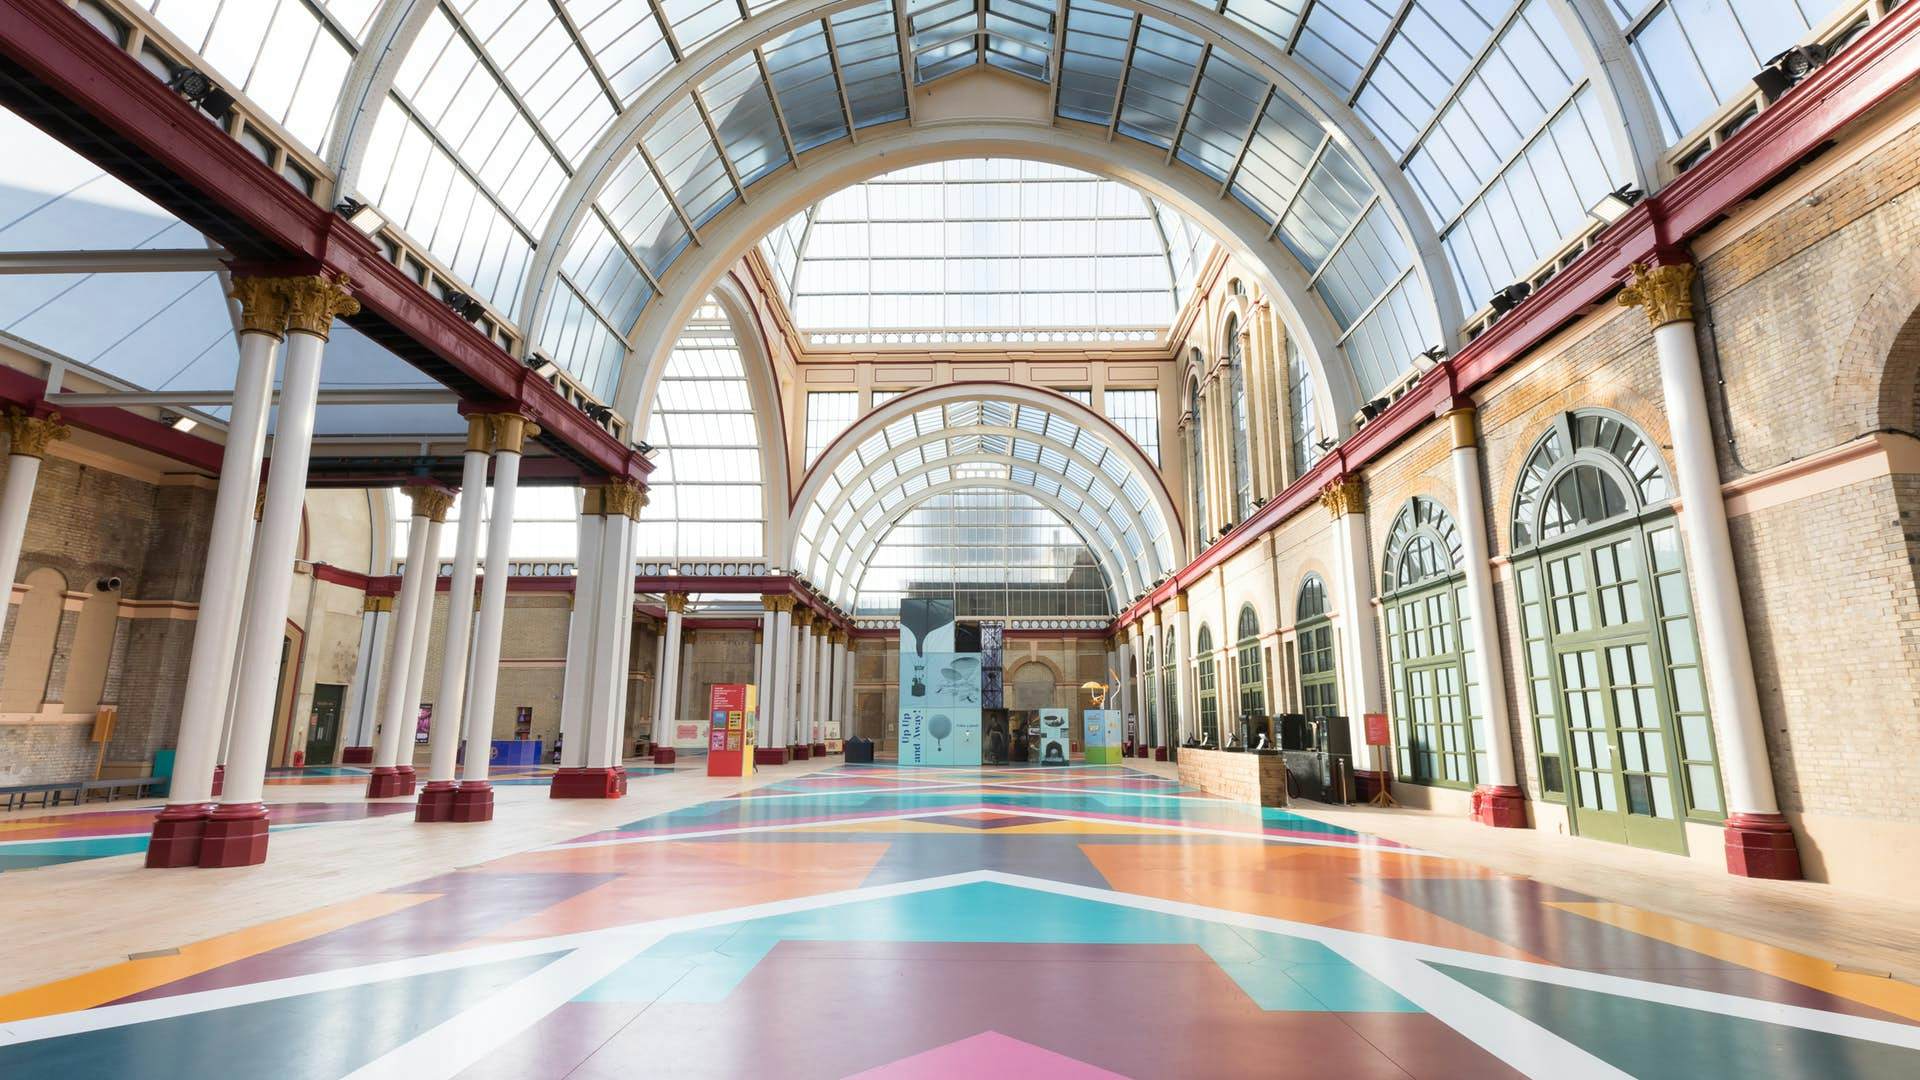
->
1196;623;1219;744
1187;368;1208;553
1381;496;1482;790
1235;605;1266;721
1142;636;1159;745
1295;574;1339;722
1509;411;1725;851
1227;315;1253;522
1160;631;1179;743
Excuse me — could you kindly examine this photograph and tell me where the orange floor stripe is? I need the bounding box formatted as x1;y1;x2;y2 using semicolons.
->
1550;901;1920;1022
0;891;437;1022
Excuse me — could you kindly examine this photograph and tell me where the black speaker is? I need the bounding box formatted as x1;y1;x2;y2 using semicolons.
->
1322;715;1353;759
1279;713;1309;751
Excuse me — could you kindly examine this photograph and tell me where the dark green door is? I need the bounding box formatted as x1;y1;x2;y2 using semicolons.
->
307;683;345;766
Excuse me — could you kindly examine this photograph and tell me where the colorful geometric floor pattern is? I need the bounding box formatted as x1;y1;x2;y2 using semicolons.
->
2;763;1917;1078
0;765;678;871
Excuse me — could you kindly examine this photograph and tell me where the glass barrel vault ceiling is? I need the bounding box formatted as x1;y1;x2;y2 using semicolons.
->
82;0;1864;411
857;489;1116;618
756;160;1215;339
794;396;1174;613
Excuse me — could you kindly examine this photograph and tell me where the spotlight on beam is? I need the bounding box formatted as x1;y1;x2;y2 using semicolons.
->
1754;43;1831;103
523;353;554;375
441;290;485;321
334;197;386;235
1487;281;1532;315
1586;183;1644;225
167;68;235;122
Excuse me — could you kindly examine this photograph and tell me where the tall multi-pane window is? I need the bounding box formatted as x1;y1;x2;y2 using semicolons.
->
1103;388;1161;466
1382;497;1481;789
1226;315;1253;521
1187;368;1208;551
856;489;1114;619
1142;636;1158;746
1056;388;1093;406
1235;604;1266;725
1510;410;1722;855
805;391;860;467
1195;624;1219;746
634;296;766;561
1286;334;1319;479
1160;631;1179;743
1296;574;1339;722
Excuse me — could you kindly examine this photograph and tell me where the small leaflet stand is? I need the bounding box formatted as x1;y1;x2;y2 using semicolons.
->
1363;712;1398;807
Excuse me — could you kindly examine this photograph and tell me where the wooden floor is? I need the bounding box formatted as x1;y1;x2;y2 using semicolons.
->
0;757;842;994
1128;759;1920;985
6;756;1918;999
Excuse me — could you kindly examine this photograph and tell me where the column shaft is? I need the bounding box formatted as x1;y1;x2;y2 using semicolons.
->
454;427;527;820
1445;409;1524;827
147;326;276;865
204;322;330;866
557;505;604;770
368;510;432;795
0;452;43;655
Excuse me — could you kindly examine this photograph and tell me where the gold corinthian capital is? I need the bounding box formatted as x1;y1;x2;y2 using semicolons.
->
1616;261;1696;329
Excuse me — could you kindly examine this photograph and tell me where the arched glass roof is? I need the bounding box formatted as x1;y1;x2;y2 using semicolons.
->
632;295;768;561
74;0;1872;416
793;392;1177;610
756;159;1214;337
856;488;1116;617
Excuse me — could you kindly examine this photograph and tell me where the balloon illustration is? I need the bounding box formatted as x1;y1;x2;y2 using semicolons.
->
929;713;952;751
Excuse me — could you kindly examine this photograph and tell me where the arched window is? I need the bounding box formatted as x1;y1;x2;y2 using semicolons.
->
1187;367;1208;551
1286;334;1319;479
1142;636;1158;746
1160;629;1178;744
1234;604;1265;727
1381;497;1481;788
1226;315;1253;522
1;567;65;712
1195;623;1219;746
1295;574;1338;722
1510;410;1721;856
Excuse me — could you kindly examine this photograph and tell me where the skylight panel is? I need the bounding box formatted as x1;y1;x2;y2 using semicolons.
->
560;0;675;100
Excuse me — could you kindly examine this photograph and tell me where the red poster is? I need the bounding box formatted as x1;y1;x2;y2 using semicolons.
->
1364;713;1390;746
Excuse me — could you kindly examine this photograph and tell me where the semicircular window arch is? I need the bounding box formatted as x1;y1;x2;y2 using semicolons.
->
1381;495;1463;596
1510;410;1674;552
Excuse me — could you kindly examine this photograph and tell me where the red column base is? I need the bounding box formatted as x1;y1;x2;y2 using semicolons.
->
395;765;418;792
652;746;677;765
1154;746;1169;761
450;782;495;822
1724;812;1803;879
365;766;411;798
811;742;828;756
210;765;224;797
415;780;459;822
145;803;213;868
1353;770;1392;803
792;744;812;761
549;767;627;799
197;803;270;867
341;745;374;764
1470;784;1529;828
755;747;790;765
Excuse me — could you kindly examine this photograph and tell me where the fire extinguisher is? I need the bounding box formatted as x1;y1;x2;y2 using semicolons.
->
292;749;306;767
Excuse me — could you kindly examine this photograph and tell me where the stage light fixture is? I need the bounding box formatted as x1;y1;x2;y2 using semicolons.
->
1586;184;1644;225
1487;282;1532;314
167;68;235;122
1754;43;1831;102
334;198;386;234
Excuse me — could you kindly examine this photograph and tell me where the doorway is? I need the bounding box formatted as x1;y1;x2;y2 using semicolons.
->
307;684;345;766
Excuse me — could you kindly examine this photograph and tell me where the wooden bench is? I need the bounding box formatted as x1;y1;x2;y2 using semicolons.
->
1;775;160;810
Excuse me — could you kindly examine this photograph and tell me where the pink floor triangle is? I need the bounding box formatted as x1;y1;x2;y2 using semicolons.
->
847;1031;1132;1079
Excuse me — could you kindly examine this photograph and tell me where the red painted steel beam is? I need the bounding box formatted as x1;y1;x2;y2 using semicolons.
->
0;0;646;485
1113;0;1920;629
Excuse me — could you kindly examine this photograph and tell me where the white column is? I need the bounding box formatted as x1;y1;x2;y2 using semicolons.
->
149;302;279;841
1152;617;1169;748
1444;406;1523;823
794;614;816;752
813;626;831;747
828;633;848;746
768;602;793;755
212;276;354;860
1171;603;1193;744
344;599;390;748
457;414;534;817
1131;623;1151;750
657;596;686;754
1319;479;1383;777
756;604;778;751
369;499;434;790
423;445;489;805
652;622;670;746
396;514;445;781
0;413;66;656
557;500;604;770
608;513;637;760
585;513;629;770
751;627;765;688
1622;263;1795;875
